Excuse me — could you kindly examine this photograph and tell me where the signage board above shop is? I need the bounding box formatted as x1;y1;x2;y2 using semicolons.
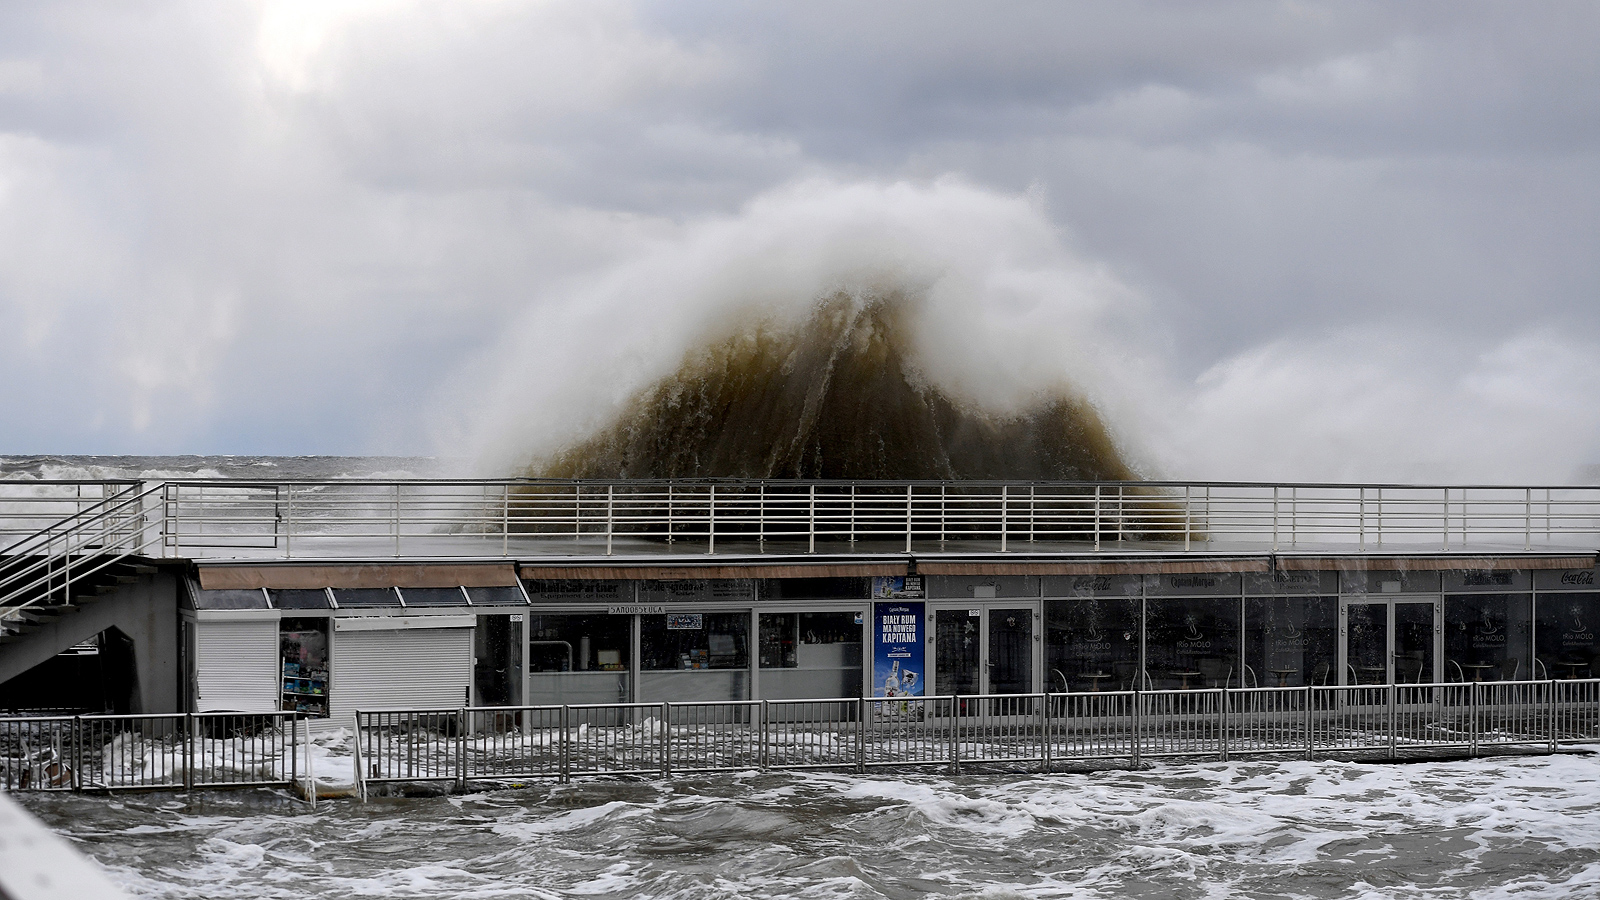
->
523;580;629;603
1042;574;1142;598
871;576;924;599
636;579;757;604
1441;569;1531;593
1143;572;1241;597
1534;568;1598;591
1242;570;1337;596
1340;570;1442;595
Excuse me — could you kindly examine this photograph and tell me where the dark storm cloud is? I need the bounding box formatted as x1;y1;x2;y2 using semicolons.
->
618;2;1600;363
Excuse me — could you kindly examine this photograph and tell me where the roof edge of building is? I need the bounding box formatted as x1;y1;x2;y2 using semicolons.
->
196;562;519;590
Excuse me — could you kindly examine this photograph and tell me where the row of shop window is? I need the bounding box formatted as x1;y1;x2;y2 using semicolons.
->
1057;592;1590;690
273;591;1600;713
524;612;862;673
506;592;1600;696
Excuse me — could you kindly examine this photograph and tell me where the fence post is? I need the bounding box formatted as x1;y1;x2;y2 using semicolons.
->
808;485;816;554
184;713;194;796
1218;689;1228;762
1304;685;1314;759
1040;692;1051;774
457;708;468;793
304;717;317;809
950;697;961;775
1470;683;1480;757
289;713;297;794
1525;487;1532;552
1131;690;1142;769
352;712;367;803
759;700;769;771
850;484;856;544
1093;484;1101;551
1000;487;1008;553
905;484;913;554
661;702;672;776
856;698;866;774
1387;684;1397;759
1548;679;1559;755
559;705;571;784
1184;485;1191;551
72;715;83;792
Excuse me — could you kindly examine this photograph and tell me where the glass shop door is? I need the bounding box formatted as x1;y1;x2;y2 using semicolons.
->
930;604;1039;697
1340;598;1440;685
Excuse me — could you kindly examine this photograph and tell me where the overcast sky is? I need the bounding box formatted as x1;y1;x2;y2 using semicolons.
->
1;1;1596;482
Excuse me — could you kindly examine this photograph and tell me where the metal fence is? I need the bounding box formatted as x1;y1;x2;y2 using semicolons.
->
5;479;1599;567
7;686;1594;798
0;481;141;551
155;479;1600;556
0;712;311;796
348;679;1600;793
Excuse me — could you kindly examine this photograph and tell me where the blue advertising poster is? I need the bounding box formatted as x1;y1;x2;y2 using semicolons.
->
872;602;925;697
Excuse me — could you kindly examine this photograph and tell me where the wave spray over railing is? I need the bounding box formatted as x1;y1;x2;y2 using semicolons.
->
531;293;1136;482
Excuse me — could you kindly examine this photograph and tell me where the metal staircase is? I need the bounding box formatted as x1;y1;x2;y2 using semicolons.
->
0;482;167;646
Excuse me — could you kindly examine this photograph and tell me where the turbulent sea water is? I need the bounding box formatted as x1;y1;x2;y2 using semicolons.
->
20;755;1600;899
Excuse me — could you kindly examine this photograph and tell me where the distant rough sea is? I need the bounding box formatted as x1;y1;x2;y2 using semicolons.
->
0;455;471;482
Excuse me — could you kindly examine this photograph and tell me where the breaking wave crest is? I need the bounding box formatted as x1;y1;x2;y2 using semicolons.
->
531;292;1136;481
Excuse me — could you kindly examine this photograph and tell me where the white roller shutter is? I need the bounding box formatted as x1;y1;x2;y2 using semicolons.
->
331;620;473;719
194;619;280;713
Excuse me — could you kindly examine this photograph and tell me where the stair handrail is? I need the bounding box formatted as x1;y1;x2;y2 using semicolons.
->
0;482;168;621
0;482;153;587
0;481;147;565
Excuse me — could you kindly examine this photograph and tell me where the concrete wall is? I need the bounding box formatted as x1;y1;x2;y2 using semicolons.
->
0;573;181;714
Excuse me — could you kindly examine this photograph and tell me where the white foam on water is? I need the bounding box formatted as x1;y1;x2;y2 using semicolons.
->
487;798;648;839
843;778;1038;838
21;755;1600;899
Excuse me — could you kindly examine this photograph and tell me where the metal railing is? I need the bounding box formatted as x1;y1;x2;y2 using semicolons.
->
0;712;310;796
0;481;141;551
348;679;1600;793
8;686;1592;797
0;479;1596;567
0;482;167;627
153;479;1600;557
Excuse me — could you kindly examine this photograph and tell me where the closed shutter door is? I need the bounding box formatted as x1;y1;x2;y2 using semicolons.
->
331;628;473;719
195;620;280;713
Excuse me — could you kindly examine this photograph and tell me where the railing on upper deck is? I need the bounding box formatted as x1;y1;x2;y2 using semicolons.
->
146;479;1600;558
2;479;1599;563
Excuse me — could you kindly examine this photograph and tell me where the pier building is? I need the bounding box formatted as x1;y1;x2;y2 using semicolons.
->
1;479;1595;715
2;478;1599;791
